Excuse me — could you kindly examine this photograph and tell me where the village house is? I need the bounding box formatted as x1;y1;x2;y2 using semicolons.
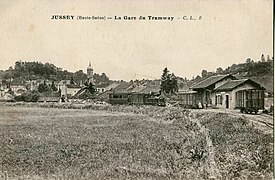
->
10;81;27;96
95;83;109;93
95;83;119;94
60;83;82;99
108;81;163;106
95;83;120;102
57;80;71;91
108;82;134;105
59;62;94;101
213;79;265;110
0;81;6;97
129;84;162;105
178;74;265;110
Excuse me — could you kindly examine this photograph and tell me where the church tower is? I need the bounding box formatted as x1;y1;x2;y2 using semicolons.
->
87;61;94;84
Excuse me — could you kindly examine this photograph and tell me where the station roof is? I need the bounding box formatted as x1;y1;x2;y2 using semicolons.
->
214;79;266;92
191;74;237;90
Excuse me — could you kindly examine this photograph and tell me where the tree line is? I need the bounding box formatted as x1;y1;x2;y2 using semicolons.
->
0;61;111;85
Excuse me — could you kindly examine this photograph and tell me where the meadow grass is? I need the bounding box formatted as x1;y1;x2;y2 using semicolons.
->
0;106;206;179
0;104;272;179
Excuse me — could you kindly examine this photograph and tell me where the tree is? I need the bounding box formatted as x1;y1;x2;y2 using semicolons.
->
160;68;178;94
246;58;251;63
51;81;58;91
87;82;96;94
38;83;45;93
38;80;52;93
14;91;40;102
169;73;178;93
160;67;170;93
216;67;223;74
194;75;202;82
261;54;265;62
201;70;208;78
267;55;271;61
93;73;110;83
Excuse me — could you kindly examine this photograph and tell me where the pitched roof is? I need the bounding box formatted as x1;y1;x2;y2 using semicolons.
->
214;79;266;91
139;85;160;94
191;74;237;90
73;87;87;97
67;84;81;88
112;82;134;93
105;83;120;90
131;85;147;93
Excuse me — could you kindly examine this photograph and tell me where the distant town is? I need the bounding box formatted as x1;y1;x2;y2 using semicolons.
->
0;54;273;113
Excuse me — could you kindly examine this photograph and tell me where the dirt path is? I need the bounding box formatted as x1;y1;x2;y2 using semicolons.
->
188;112;222;179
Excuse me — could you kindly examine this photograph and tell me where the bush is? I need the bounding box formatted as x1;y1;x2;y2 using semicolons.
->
14;91;40;102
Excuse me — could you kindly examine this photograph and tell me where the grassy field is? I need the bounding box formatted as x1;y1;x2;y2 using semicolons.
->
0;105;207;179
0;104;273;179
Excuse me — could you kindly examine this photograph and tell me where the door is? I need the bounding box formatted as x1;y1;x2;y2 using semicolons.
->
225;95;229;108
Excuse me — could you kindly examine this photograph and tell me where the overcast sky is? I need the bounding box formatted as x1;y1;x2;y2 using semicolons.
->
0;0;273;81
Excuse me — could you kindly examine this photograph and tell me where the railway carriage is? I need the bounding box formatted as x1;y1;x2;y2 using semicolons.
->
235;89;265;114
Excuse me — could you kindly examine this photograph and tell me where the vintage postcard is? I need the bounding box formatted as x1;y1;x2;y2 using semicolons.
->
0;0;273;179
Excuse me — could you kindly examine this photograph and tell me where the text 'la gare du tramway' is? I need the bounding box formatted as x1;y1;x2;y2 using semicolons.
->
51;15;202;21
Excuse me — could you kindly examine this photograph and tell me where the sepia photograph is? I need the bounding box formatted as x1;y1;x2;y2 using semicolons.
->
0;0;273;179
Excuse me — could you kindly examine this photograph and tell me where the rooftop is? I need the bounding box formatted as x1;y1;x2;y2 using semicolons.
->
112;82;134;94
214;79;266;91
67;84;81;88
139;85;160;94
191;74;237;90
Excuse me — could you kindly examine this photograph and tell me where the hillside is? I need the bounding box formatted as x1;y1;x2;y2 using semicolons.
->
0;61;111;85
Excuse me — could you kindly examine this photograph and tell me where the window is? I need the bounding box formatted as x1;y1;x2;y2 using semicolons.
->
188;94;193;105
216;95;222;105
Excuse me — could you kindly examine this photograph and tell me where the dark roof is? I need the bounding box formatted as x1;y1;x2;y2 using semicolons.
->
191;74;237;90
214;79;266;92
67;84;81;88
112;82;134;94
139;85;160;94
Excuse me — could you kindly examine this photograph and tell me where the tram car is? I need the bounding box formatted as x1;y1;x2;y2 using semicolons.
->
235;89;264;114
